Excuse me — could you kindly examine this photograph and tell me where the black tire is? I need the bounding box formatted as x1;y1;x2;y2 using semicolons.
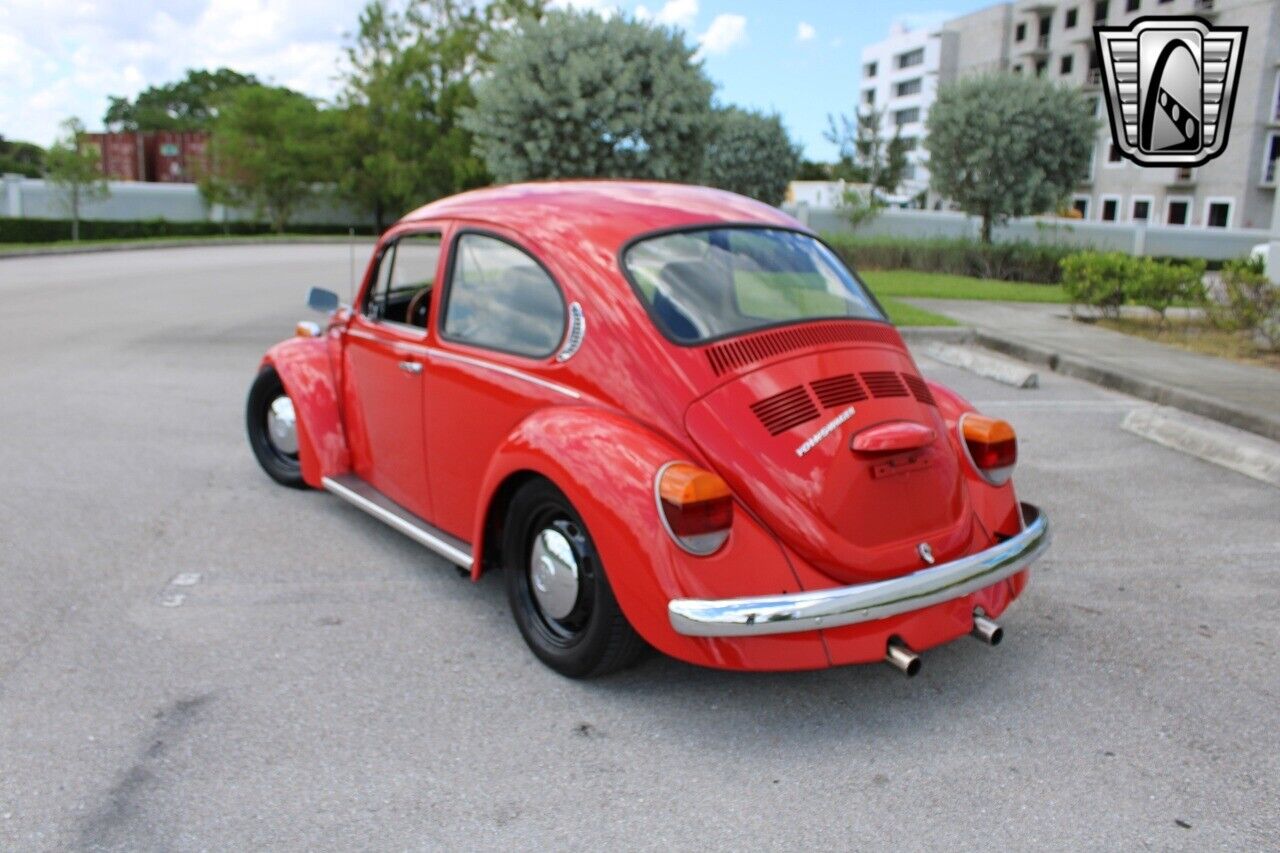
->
246;367;307;489
503;480;646;678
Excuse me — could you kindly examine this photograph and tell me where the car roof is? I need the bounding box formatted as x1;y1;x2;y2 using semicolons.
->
400;181;803;250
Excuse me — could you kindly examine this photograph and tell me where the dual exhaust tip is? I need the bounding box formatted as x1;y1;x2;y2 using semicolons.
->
883;613;1003;677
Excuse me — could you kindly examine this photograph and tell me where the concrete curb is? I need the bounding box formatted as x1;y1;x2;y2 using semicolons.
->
0;237;373;260
971;330;1280;443
1122;407;1280;488
897;326;975;345
922;342;1039;389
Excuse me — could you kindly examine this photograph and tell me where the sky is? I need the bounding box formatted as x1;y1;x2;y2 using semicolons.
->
0;0;991;160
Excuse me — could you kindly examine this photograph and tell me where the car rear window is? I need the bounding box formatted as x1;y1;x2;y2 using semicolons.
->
622;227;885;344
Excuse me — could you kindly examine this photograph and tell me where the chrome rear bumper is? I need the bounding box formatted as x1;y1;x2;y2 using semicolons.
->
668;503;1050;638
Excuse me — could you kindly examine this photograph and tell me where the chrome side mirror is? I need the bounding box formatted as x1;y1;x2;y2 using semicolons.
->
306;287;340;314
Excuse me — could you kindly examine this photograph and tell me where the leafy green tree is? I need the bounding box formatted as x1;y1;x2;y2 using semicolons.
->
338;0;540;229
104;68;262;131
794;160;831;180
0;136;46;177
44;118;109;241
927;74;1096;243
202;86;336;232
824;107;909;194
462;10;714;183
702;107;800;206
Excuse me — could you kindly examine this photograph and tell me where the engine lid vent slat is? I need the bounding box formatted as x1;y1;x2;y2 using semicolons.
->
703;321;906;376
860;371;910;399
750;386;820;436
810;374;869;408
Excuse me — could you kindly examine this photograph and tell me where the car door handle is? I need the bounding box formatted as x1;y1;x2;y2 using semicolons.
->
398;360;423;375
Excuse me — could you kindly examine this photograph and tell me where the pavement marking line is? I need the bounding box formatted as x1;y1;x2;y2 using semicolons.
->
1122;406;1280;488
170;573;202;587
922;343;1039;389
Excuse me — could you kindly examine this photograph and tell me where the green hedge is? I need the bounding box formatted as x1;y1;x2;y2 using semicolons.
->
822;234;1074;284
0;217;377;243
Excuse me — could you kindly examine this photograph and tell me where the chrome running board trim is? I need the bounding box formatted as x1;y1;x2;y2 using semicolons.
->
322;474;473;568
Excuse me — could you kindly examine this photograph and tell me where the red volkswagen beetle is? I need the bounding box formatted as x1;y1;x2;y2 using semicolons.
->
246;182;1050;678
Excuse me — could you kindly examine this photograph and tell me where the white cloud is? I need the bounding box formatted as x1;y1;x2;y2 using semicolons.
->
796;21;816;43
0;0;354;146
635;0;698;30
549;0;619;17
695;13;746;58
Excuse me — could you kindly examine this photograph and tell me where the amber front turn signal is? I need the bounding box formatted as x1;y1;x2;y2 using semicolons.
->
959;413;1017;486
656;462;733;555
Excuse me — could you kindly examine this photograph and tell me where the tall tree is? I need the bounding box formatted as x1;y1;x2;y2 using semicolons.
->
202;86;335;232
926;74;1096;242
0;136;46;177
44;118;109;241
104;68;262;131
339;0;544;230
824;107;909;194
702;107;800;206
462;10;714;183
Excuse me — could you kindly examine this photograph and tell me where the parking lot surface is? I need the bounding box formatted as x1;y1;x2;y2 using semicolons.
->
1;246;1277;850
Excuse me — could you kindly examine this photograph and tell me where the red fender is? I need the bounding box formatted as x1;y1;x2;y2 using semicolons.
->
471;406;829;671
261;336;350;488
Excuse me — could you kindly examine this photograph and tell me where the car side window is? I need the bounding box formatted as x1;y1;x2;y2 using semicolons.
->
364;232;441;324
442;233;566;358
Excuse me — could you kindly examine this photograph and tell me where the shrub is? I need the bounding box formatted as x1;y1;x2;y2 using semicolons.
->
1214;256;1279;349
822;234;1072;283
1059;251;1133;317
0;217;375;244
1127;257;1205;322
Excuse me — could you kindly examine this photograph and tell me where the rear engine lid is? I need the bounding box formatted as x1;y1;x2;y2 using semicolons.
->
685;342;974;584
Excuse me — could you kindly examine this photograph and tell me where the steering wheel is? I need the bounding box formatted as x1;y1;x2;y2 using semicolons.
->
406;287;432;328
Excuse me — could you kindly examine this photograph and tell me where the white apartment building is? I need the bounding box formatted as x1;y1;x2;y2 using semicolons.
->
855;0;1280;229
858;23;941;202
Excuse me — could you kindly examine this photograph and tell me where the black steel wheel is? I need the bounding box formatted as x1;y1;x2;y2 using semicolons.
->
503;480;646;678
246;366;307;489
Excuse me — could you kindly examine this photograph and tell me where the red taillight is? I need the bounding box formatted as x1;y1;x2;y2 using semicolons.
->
960;413;1017;485
656;462;733;555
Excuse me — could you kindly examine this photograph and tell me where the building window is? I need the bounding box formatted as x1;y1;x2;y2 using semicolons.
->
894;107;921;126
1264;133;1280;185
1071;196;1090;218
863;88;876;106
1065;7;1079;27
1107;142;1123;164
1101;197;1119;221
1095;1;1109;22
1038;15;1051;37
1125;0;1139;11
900;136;919;151
1166;198;1190;226
1015;22;1027;41
1013;63;1023;74
1131;198;1152;221
895;78;923;97
1204;200;1232;228
864;61;877;78
1035;60;1048;77
1272;71;1280;121
897;48;924;69
1060;55;1074;75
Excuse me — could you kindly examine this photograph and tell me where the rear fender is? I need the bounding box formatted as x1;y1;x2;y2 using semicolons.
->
927;380;1022;538
261;335;350;488
472;406;827;670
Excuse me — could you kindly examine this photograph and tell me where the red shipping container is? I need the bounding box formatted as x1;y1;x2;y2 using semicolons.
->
83;132;144;181
181;132;211;183
154;130;185;182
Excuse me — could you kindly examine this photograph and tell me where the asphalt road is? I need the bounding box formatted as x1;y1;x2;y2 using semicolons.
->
1;246;1277;851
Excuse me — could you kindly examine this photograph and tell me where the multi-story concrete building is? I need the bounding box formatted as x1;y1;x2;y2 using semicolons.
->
856;0;1280;229
857;22;941;200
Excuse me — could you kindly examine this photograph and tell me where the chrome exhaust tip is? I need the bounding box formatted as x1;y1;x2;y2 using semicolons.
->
971;614;1003;646
885;640;921;677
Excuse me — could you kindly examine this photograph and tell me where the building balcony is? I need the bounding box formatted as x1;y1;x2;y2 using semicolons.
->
1262;159;1277;187
1015;34;1051;56
1167;167;1196;186
1083;68;1102;88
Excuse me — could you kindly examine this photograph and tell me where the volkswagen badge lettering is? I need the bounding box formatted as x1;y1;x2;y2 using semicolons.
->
1095;16;1246;168
795;407;856;458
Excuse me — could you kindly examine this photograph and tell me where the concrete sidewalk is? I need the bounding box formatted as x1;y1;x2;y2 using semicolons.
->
908;299;1280;442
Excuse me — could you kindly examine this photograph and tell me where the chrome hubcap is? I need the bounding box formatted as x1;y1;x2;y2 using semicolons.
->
266;395;298;456
529;527;580;621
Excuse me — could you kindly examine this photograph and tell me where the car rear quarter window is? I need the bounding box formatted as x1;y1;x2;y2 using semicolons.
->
441;233;566;358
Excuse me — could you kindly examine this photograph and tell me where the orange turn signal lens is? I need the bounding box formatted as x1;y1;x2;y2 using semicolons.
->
959;414;1017;486
657;463;733;555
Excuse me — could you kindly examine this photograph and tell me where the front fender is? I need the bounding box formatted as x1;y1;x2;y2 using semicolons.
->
261;336;350;488
472;406;828;670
